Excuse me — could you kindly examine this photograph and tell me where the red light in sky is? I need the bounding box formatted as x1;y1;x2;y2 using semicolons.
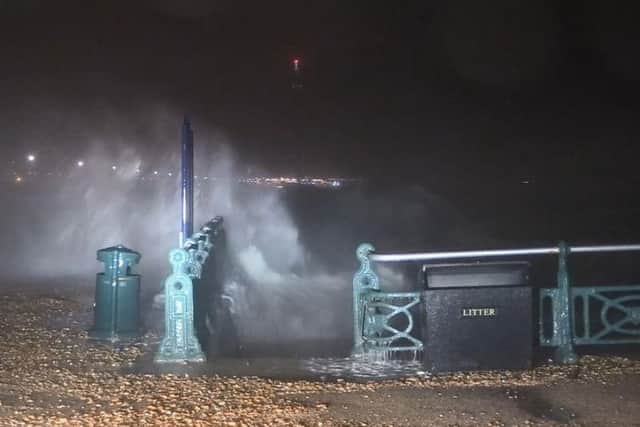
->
291;58;301;74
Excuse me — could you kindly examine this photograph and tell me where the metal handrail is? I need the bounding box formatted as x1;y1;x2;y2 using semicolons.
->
369;244;640;263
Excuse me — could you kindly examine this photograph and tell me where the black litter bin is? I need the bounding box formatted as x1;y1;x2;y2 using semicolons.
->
422;261;532;373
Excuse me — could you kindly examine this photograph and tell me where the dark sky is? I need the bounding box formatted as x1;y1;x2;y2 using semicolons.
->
1;0;639;180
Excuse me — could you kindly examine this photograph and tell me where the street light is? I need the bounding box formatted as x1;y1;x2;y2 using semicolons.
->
77;160;84;167
26;154;35;162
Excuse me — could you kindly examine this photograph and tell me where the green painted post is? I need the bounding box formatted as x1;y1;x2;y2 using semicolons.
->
352;243;380;355
155;248;205;363
554;241;578;364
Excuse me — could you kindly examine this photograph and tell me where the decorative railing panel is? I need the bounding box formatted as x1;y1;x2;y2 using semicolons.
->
360;292;423;353
541;285;640;347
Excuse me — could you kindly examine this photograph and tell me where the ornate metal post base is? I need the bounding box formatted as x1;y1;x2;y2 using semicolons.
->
155;249;205;363
553;241;578;364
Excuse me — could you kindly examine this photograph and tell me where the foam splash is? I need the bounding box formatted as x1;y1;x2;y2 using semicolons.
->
301;356;430;379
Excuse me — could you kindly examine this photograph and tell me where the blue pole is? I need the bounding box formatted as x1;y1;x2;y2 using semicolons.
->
180;116;194;247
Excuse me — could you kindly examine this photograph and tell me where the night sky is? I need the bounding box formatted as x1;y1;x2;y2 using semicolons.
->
1;0;639;181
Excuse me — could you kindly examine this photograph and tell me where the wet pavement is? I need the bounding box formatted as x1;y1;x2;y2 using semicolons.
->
128;355;429;382
2;291;640;426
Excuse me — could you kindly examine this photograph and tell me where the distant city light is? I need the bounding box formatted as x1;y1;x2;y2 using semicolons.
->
3;156;355;188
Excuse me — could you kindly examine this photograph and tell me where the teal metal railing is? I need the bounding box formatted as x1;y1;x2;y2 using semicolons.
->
353;244;424;358
539;242;640;362
155;216;224;364
354;241;640;363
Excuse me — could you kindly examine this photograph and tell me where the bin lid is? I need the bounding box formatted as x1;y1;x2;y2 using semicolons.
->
423;261;529;288
97;245;141;265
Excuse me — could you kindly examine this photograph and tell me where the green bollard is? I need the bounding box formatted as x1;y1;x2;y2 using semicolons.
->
89;245;142;341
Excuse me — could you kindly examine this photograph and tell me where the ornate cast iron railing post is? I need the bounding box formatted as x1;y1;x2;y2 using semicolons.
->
155;217;224;364
553;241;578;364
352;243;380;354
157;118;226;363
155;248;205;363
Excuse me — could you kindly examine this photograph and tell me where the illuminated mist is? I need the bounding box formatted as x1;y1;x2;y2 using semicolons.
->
0;107;474;355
